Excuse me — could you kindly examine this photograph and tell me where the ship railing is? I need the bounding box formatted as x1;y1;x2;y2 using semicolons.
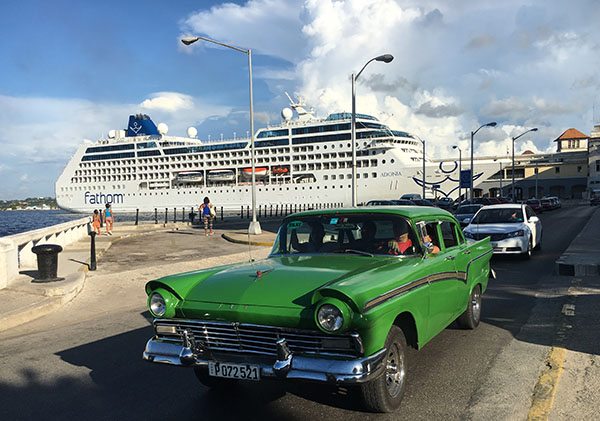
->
0;217;91;289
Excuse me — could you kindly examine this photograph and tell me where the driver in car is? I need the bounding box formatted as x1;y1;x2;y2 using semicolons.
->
386;220;414;255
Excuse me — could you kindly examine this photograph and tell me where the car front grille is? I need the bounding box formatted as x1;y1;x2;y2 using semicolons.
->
471;232;508;241
154;319;361;358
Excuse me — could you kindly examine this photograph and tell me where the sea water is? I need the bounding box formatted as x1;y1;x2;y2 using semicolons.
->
0;210;86;237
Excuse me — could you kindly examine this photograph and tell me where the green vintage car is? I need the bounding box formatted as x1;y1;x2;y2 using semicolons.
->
143;207;493;412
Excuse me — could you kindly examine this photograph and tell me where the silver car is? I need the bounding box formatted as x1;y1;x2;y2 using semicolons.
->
463;204;542;258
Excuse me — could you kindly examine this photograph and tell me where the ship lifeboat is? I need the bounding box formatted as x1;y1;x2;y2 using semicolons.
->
241;167;268;178
207;170;236;182
271;166;289;175
175;171;203;183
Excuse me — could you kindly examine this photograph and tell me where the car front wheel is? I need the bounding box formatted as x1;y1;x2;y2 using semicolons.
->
457;285;482;329
522;236;532;259
359;326;408;413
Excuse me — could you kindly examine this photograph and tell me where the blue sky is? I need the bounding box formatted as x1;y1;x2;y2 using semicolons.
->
1;0;600;199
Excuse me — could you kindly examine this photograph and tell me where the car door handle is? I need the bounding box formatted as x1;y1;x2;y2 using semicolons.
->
445;256;455;261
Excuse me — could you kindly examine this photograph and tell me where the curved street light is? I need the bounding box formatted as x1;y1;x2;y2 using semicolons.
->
511;127;538;201
470;121;497;201
181;35;261;234
452;145;462;201
351;54;394;206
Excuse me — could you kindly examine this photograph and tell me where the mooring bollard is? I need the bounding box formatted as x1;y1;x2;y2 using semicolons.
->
89;232;97;271
154;208;158;224
31;244;63;282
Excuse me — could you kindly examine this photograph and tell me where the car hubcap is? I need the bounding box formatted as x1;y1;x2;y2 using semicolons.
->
385;343;405;397
472;289;481;322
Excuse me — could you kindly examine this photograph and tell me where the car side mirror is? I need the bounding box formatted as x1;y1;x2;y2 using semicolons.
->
528;216;539;223
463;218;471;224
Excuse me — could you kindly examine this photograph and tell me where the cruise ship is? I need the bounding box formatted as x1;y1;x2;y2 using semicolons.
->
55;98;500;212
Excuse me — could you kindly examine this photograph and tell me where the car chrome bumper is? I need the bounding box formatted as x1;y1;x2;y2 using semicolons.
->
143;337;387;384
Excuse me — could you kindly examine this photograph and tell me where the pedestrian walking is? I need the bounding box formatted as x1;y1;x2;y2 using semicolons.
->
199;196;216;236
92;209;102;236
104;203;114;235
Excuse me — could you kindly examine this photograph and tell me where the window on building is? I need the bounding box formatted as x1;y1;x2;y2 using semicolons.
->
555;167;560;174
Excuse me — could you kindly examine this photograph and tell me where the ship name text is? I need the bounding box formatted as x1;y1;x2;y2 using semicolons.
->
84;191;124;205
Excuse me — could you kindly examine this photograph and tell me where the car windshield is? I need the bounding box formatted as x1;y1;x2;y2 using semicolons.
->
471;208;524;224
457;205;480;214
271;214;422;257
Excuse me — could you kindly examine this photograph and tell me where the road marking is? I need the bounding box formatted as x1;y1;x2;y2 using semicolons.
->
561;304;575;316
527;346;566;421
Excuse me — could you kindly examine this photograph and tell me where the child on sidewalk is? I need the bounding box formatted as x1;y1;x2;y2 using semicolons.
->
92;209;101;236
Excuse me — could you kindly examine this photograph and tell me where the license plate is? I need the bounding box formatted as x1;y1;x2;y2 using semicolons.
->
208;362;260;381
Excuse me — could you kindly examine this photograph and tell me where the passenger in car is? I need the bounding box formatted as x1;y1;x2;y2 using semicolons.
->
353;221;378;252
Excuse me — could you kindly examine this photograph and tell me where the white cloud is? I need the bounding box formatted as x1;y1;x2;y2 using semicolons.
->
181;0;305;62
140;92;194;112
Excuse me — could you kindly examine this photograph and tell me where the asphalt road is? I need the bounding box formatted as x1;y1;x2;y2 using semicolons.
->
0;206;595;420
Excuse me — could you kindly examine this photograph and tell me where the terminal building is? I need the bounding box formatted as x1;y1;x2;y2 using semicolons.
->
475;128;591;200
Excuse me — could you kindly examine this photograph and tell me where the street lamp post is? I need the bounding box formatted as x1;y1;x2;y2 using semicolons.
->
420;137;426;199
511;127;538;201
493;158;503;197
470;122;497;201
452;145;462;201
182;35;261;234
351;54;394;206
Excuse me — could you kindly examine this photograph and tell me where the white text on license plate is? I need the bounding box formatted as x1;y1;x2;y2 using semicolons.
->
208;362;260;381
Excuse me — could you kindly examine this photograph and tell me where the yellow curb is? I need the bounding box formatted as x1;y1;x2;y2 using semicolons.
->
221;233;273;247
527;346;566;421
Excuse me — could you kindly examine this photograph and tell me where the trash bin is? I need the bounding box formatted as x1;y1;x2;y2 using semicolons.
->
31;244;63;282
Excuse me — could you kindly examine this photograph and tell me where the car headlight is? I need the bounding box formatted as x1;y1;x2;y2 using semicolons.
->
149;293;166;317
506;229;525;238
463;231;474;239
317;304;344;332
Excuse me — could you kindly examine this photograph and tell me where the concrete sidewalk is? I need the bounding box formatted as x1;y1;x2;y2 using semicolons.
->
546;207;600;420
0;222;190;332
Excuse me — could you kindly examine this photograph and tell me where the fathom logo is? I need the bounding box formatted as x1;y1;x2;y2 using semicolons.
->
84;191;124;205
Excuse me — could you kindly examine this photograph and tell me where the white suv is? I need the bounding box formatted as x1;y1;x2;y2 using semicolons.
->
463;204;542;258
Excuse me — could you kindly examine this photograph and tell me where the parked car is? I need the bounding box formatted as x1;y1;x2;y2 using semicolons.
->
454;204;484;227
463;204;542;258
545;196;561;209
400;193;422;200
540;198;554;211
525;199;543;213
366;199;415;206
435;197;454;211
143;207;494;412
412;198;435;206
